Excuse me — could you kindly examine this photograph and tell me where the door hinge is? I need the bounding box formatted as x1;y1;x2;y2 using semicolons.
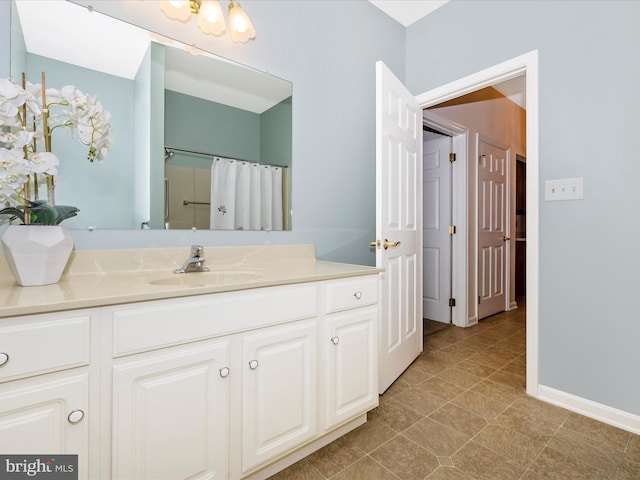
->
449;153;456;163
448;225;456;235
478;296;481;304
479;154;485;163
448;298;456;307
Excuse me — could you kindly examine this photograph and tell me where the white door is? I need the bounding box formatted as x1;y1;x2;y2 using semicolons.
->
423;134;453;323
478;136;509;319
375;61;422;393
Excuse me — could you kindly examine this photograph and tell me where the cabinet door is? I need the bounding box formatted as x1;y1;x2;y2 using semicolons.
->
241;321;317;473
324;308;378;429
112;339;230;480
0;371;89;477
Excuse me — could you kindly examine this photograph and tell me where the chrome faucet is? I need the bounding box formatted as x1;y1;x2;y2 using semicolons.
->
174;245;210;274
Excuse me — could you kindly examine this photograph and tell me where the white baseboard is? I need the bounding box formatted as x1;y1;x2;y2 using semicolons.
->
537;385;640;435
509;301;518;310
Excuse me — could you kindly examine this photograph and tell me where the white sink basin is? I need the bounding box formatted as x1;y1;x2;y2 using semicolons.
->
149;270;263;287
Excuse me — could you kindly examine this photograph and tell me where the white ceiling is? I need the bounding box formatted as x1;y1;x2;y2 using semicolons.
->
368;1;449;26
367;0;526;109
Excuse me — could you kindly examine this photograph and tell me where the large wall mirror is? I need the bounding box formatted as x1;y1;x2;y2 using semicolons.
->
9;0;292;231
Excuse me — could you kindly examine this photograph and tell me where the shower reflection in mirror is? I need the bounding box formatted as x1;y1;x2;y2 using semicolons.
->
164;147;290;231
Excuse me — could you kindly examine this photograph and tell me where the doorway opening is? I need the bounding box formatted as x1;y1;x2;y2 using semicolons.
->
415;50;539;397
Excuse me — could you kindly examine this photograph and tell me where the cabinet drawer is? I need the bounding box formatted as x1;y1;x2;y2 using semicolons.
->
0;312;91;383
110;284;318;357
325;276;379;313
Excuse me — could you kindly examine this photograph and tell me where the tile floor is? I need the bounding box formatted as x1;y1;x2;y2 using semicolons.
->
270;305;640;480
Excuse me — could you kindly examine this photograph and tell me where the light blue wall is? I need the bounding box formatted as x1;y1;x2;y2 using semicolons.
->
57;0;405;265
406;1;640;415
24;54;136;229
0;1;10;78
165;90;261;162
261;96;293;168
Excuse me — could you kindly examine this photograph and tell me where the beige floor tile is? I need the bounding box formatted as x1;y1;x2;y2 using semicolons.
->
439;342;486;356
390;388;448;416
417;376;468;401
403;418;470;457
429;403;487;437
268;459;324;480
434;368;483;390
425;466;475;479
401;360;434;385
452;359;496;378
305;437;365;478
343;415;398;454
617;455;640;479
495;406;559;442
499;359;526;377
472;424;545;467
562;412;632;452
528;447;609;480
370;435;439;480
381;377;411;400
510;395;570;426
466;351;512;369
482;345;522;361
369;397;426;432
452;441;526;480
470;379;524;405
452;389;510;419
486;369;526;390
626;434;640;462
548;426;625;476
331;456;397;480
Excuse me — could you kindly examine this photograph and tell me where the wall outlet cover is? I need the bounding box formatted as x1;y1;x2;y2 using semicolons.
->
544;177;583;201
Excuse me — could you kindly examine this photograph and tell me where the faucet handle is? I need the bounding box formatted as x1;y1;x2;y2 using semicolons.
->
191;245;204;257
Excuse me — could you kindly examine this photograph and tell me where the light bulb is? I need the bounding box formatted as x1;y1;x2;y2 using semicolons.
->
228;0;256;43
160;0;191;22
197;0;226;36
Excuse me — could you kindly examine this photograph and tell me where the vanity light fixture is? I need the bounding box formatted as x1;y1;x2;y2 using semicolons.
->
159;0;256;43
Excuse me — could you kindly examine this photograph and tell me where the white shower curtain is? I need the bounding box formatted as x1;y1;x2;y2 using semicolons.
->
209;157;285;230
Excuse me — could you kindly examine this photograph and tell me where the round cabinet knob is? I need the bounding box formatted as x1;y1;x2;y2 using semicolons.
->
248;360;259;370
0;353;8;367
353;291;363;300
330;336;340;345
219;367;230;378
67;410;85;424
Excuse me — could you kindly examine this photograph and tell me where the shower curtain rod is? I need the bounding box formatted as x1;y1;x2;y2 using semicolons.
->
164;146;288;169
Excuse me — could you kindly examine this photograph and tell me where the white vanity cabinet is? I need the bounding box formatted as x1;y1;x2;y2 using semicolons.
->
240;320;318;474
0;268;379;480
322;277;379;430
105;283;323;480
112;338;231;480
0;310;93;478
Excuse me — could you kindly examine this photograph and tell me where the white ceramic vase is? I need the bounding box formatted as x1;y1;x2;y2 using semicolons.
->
1;225;74;286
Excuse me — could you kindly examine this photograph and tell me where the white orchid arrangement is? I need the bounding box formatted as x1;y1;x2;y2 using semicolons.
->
0;74;112;219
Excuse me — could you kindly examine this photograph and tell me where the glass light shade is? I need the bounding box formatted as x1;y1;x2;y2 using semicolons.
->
228;1;256;43
197;0;226;36
160;0;192;22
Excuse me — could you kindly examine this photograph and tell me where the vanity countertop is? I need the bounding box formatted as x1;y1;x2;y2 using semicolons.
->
0;245;381;318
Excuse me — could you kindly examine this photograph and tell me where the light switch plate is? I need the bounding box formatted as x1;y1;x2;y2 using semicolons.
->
545;177;583;201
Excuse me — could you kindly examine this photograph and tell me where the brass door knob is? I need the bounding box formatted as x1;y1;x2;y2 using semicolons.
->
370;239;401;250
